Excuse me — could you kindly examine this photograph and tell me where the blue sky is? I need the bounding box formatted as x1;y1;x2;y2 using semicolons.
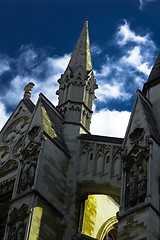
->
0;0;160;137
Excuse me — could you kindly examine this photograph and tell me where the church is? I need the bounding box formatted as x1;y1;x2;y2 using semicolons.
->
0;21;160;240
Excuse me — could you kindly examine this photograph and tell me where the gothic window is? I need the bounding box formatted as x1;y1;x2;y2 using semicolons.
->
104;153;110;174
89;152;93;161
113;157;120;177
80;142;94;173
79;152;87;172
96;154;103;174
87;149;94;172
105;154;110;163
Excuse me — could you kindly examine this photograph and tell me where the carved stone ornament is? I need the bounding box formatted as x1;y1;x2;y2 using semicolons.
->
137;166;147;202
0;177;15;196
23;82;35;99
0;146;9;164
3;117;29;144
28;126;40;139
0;159;18;176
125;154;147;208
18;142;40;194
126;168;138;207
20;158;37;192
81;141;94;153
8;204;29;240
129;128;145;143
96;144;110;156
13;137;23;159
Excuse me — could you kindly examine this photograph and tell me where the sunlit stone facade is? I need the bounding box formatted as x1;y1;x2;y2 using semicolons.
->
0;22;160;240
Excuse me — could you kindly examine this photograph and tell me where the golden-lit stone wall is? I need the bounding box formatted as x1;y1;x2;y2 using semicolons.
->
28;207;43;239
82;195;97;237
82;195;119;239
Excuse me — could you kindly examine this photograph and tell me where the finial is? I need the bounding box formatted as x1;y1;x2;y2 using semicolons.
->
85;20;88;28
23;82;35;99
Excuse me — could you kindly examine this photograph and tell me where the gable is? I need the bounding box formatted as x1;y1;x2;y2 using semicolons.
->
40;94;68;152
20;93;68;155
0;99;35;171
123;90;160;152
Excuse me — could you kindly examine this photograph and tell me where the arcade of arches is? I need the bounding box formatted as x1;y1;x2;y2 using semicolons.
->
81;195;118;240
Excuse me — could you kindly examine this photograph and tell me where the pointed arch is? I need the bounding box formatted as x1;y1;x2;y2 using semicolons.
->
96;216;118;240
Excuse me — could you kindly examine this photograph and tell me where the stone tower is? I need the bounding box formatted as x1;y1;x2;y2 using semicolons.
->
56;21;98;134
56;20;98;239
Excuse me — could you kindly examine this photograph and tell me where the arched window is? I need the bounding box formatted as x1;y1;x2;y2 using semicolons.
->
96;154;103;174
79;152;87;173
104;153;110;174
113;157;120;177
87;149;94;172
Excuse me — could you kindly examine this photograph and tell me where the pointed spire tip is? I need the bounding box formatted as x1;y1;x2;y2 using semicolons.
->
85;20;88;27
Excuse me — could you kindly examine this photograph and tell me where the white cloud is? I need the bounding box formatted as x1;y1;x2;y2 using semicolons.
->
96;82;130;101
90;109;131;138
139;0;156;10
1;53;71;108
95;64;110;77
19;46;38;64
121;46;151;75
5;76;35;105
0;58;10;75
0;101;9;130
91;44;102;55
116;21;149;46
93;20;157;105
122;46;142;65
134;76;146;88
91;20;156;137
31;75;59;106
47;54;70;72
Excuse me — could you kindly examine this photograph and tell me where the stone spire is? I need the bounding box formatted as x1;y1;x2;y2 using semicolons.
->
56;21;97;132
67;20;92;72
